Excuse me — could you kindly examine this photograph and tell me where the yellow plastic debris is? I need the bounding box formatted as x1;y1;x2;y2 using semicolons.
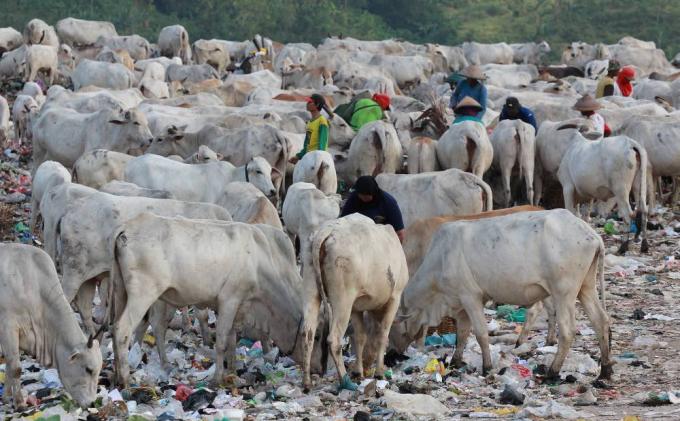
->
143;333;156;346
0;371;5;383
622;416;640;421
424;358;445;374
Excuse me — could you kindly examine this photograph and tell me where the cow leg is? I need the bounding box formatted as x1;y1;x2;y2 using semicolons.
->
516;301;543;346
196;308;213;347
462;298;493;375
350;311;367;378
372;297;401;379
75;279;98;337
562;183;578;215
501;162;512;208
148;301;171;369
0;332;24;408
614;191;634;255
213;299;239;386
547;297;577;379
327;296;354;386
578;283;613;380
452;310;471;368
29;195;39;233
544;297;558;346
112;285;159;388
301;293;321;391
533;160;544;206
524;165;535;206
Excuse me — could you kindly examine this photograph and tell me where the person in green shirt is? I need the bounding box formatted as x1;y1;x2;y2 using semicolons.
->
289;94;333;164
348;93;391;131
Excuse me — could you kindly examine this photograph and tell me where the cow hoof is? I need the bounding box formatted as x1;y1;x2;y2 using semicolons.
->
451;359;465;369
374;374;384;380
598;363;614;380
303;386;311;394
545;369;560;382
350;371;362;380
640;239;650;254
482;366;492;377
617;240;629;255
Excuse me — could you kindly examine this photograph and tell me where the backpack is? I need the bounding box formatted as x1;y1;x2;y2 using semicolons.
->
333;91;373;124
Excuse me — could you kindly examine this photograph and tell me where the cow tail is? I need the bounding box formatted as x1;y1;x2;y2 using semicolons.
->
597;238;606;311
465;135;477;173
105;227;128;333
311;226;333;373
277;130;289;198
371;125;387;176
632;142;648;215
474;176;493;211
316;160;328;190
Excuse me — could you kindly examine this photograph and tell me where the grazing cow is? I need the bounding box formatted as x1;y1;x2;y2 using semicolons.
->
557;135;648;253
24;44;58;85
0;244;102;409
561;42;609;69
124;154;280;202
108;214;304;387
23;19;59;48
19;81;46;106
395;210;612;380
0;27;23;53
193;39;231;73
300;214;408;390
30;160;71;231
282;182;341;253
490;119;536;207
462;41;514;65
407;137;438;174
436;120;493;178
0;45;27;80
99;180;173;199
72;59;135;90
31;107;153;172
376;169;493;228
58;192;232;337
292;150;337;195
166;63;219;84
346;121;402;183
11;94;39;143
43;85;144;112
158;25;191;64
55;18;117;47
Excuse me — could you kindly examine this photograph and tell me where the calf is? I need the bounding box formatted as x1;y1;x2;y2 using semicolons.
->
30;160;72;231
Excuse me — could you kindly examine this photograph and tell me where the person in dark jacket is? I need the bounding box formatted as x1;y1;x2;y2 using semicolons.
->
499;97;537;133
340;176;405;242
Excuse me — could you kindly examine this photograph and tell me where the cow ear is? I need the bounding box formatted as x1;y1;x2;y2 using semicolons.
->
24;104;31;113
172;135;183;141
69;351;81;362
216;153;224;160
271;167;282;180
124;110;132;121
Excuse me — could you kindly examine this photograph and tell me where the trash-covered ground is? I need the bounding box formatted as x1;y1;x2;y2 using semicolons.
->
2;111;680;419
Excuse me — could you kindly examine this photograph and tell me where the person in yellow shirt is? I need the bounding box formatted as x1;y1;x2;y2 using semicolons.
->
290;94;333;164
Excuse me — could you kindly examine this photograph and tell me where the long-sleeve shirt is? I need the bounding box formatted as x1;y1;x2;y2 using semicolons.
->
340;191;404;232
296;115;329;159
449;80;487;118
499;105;538;133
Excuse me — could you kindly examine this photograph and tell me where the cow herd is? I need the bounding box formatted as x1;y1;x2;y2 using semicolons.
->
1;16;679;411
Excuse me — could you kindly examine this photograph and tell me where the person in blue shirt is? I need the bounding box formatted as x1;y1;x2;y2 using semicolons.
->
499;97;537;133
449;65;487;118
340;176;405;242
452;96;484;125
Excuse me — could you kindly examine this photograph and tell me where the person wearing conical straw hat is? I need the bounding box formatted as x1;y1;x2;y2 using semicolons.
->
449;65;487;119
452;96;484;124
573;94;610;138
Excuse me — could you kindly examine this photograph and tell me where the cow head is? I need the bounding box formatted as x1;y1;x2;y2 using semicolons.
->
108;108;154;152
56;339;103;408
245;156;277;198
538;40;551;54
146;123;188;156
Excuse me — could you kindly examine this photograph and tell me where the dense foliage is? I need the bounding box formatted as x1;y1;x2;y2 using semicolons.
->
3;0;680;58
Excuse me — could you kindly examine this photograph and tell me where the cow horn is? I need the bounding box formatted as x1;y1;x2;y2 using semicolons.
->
39;30;45;44
556;123;578;131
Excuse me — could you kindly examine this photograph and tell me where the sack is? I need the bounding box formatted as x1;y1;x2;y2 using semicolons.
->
333;91;373;123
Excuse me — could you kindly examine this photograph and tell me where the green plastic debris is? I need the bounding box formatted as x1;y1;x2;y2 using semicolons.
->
338;373;358;391
14;222;29;233
496;305;527;322
604;221;618;235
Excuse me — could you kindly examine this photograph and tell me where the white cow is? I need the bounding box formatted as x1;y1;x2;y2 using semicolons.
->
436;120;493;178
108;214;304;387
95;34;150;61
31;107;153;172
490;119;536;207
345;121;402;184
282;182;340;253
124;154;279;202
0;27;23;53
58;192;232;336
19;81;46;106
463;41;514;65
55;18;117;47
212;181;281;228
376;169;493;228
158;25;191;64
561;42;609;69
139;77;170;99
23;19;59;47
44;86;144;112
0;244;102;409
584;59;610;80
395;210;612;381
557;135;648;253
192;39;231;74
30;160;71;231
72;59;135;90
166;63;219;84
292;150;337;195
300;214;408;390
23;44;58;85
0;45;27;80
99;180;174;199
0;94;10;144
11;94;39;143
407;137;438;174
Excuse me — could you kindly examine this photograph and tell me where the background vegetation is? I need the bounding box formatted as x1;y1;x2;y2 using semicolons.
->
3;0;680;59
